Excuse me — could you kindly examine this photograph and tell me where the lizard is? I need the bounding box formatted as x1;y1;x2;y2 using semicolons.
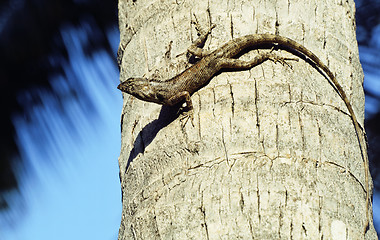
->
117;24;370;234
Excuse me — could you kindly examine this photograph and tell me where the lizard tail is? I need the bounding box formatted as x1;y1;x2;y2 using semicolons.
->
228;33;370;234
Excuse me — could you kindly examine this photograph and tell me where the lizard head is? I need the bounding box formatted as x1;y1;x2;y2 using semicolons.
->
117;78;163;104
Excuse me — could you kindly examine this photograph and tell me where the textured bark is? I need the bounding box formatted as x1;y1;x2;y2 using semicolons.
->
117;0;376;239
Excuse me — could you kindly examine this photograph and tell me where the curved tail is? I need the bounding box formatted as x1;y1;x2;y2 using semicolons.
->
225;33;369;233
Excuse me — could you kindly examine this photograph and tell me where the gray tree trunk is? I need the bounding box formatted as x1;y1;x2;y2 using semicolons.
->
117;0;376;239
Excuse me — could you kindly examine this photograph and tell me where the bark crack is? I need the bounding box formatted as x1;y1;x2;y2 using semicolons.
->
229;83;235;117
318;196;323;238
278;206;282;238
282;99;352;120
302;223;308;237
221;124;230;166
324;160;366;193
290;219;293;240
239;189;245;212
298;110;305;155
187;157;226;171
212;87;216;119
256;174;261;224
130;224;137;240
200;192;210;240
254;78;263;150
152;212;162;239
197;95;202;137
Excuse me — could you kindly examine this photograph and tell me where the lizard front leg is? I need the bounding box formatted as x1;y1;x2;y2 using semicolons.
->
187;22;216;58
165;91;194;126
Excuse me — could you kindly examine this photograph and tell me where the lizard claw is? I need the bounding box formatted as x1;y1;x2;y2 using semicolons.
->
192;14;216;36
191;14;202;34
269;55;299;69
179;110;194;128
209;24;216;33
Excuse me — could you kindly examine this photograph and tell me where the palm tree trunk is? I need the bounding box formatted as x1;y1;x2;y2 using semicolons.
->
117;0;376;239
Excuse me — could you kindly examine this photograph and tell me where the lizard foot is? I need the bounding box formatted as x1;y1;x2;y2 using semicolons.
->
191;14;216;37
179;109;194;128
269;55;299;69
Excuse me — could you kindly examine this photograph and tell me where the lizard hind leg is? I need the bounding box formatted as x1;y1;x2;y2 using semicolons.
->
219;52;298;70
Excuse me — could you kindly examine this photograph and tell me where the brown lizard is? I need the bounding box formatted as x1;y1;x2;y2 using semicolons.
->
117;24;370;234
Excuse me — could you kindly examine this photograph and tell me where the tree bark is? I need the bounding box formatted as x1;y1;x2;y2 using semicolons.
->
117;0;376;239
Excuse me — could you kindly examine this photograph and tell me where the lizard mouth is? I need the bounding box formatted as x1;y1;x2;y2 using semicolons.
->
117;83;130;93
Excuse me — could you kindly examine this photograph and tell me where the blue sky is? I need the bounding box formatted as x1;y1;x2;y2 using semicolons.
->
1;23;122;240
